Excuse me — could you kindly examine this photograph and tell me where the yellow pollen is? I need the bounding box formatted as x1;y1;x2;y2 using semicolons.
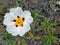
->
15;17;24;27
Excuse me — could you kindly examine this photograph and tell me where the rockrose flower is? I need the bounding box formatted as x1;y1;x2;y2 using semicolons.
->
56;1;60;5
3;7;33;36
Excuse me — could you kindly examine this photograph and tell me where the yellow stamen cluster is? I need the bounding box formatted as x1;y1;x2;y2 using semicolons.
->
13;16;24;27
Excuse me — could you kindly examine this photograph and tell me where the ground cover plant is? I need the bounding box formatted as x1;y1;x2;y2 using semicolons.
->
0;0;60;45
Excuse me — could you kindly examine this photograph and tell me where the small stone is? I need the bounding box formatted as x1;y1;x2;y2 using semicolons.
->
2;36;6;40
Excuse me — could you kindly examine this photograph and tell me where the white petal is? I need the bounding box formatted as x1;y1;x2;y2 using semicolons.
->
16;7;23;15
3;17;14;26
19;23;30;36
22;10;33;24
3;19;14;25
9;7;23;16
25;16;33;24
4;13;17;20
3;13;17;25
9;8;15;13
6;25;20;36
57;1;60;5
22;10;31;18
4;13;15;20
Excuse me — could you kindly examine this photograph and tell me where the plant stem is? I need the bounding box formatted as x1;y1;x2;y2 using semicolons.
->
20;37;24;45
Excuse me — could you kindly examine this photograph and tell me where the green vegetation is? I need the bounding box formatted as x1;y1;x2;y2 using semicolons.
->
0;0;60;45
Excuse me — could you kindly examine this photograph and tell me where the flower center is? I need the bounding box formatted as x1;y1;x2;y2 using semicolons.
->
13;16;24;27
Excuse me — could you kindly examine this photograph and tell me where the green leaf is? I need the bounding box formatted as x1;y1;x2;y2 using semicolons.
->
20;37;25;45
16;1;19;7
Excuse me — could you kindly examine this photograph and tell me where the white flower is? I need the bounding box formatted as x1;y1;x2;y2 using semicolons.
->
3;7;33;36
56;1;60;5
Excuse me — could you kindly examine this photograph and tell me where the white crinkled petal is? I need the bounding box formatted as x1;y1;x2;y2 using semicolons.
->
6;25;20;36
25;16;33;24
22;10;33;24
22;10;31;18
4;13;15;20
19;22;30;36
15;7;23;15
9;8;15;13
57;1;60;5
4;13;17;21
3;13;15;25
9;7;23;17
3;19;14;25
